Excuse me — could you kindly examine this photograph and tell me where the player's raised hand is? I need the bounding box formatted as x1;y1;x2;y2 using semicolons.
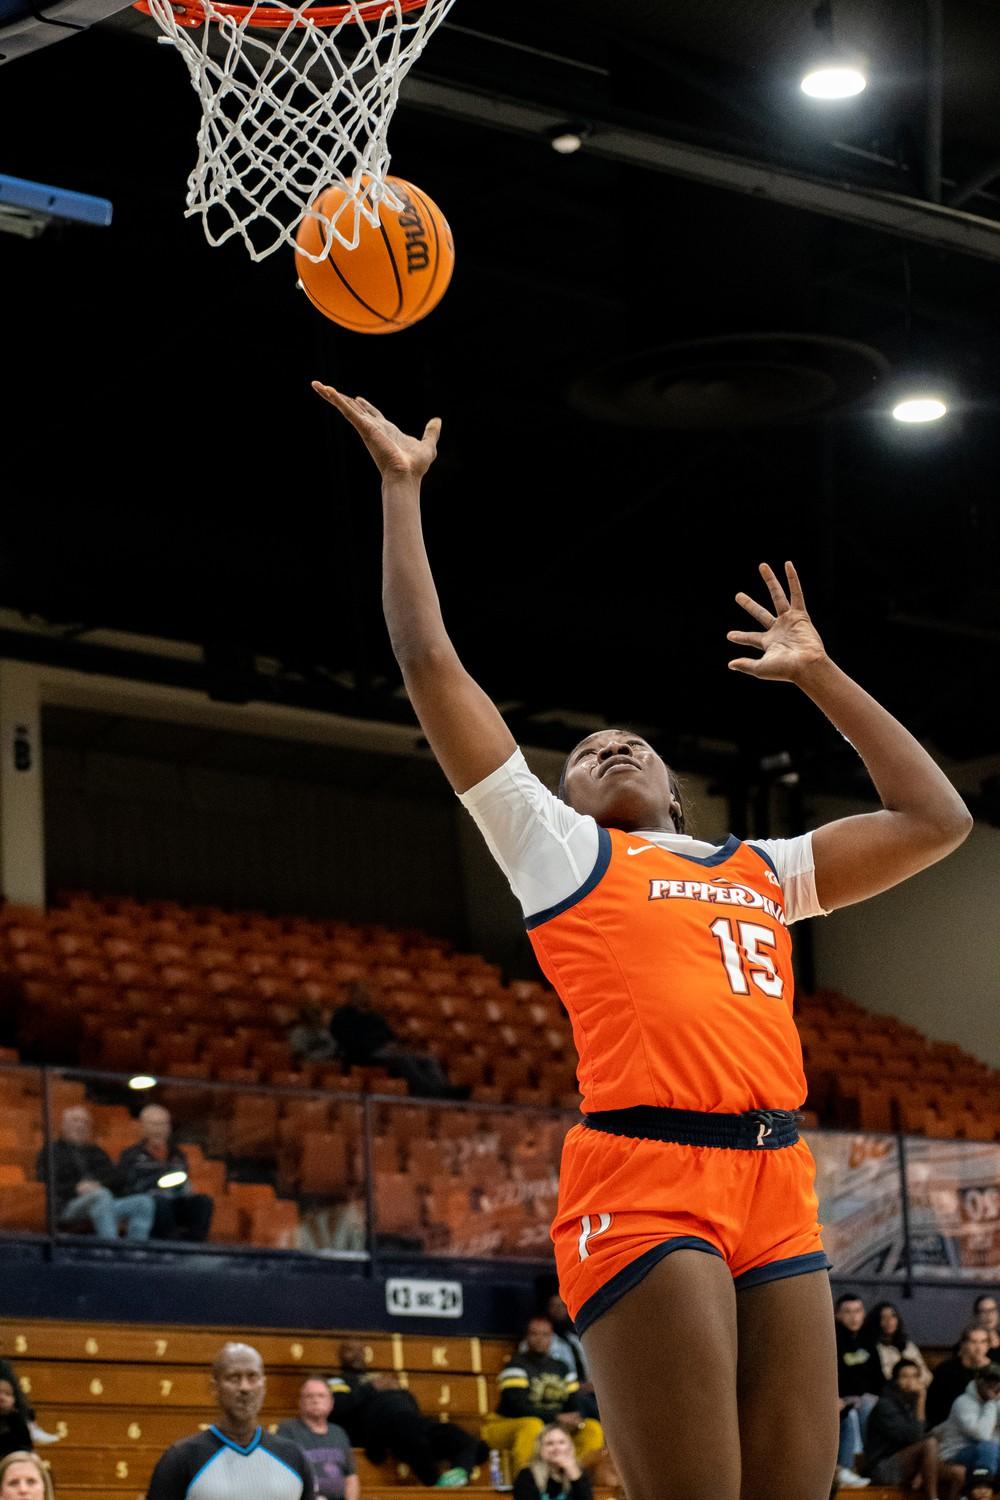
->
727;561;828;683
312;383;441;481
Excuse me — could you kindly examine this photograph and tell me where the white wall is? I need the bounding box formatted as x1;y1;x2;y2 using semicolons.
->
809;796;1000;1067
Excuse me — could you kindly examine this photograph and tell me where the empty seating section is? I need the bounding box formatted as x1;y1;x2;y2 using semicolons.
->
797;989;1000;1140
0;897;998;1252
0;895;578;1107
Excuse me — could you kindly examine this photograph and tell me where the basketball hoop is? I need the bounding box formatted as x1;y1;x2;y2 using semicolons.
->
134;0;457;261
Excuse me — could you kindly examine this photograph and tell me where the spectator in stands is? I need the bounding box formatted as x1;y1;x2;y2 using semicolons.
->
117;1105;213;1242
835;1292;883;1491
36;1106;154;1241
934;1362;1000;1484
541;1297;588;1384
967;1466;997;1500
329;983;454;1099
972;1297;1000;1363
513;1424;594;1500
330;1337;486;1487
288;1005;339;1064
276;1377;358;1500
0;1453;53;1500
861;1301;932;1386
482;1318;603;1481
863;1359;962;1499
0;1384;32;1461
147;1343;314;1500
0;1361;57;1449
928;1327;994;1431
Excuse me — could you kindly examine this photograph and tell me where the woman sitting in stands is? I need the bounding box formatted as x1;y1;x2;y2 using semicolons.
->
862;1300;933;1386
312;384;972;1500
0;1454;54;1500
513;1425;593;1500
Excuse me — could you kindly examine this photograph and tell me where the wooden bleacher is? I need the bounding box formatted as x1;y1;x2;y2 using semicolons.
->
1;1317;917;1499
1;1318;619;1499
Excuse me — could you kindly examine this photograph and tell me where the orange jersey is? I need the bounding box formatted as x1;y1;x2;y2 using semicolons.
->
526;828;806;1114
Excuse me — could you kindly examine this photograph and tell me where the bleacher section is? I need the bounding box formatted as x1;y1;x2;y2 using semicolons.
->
2;1319;605;1499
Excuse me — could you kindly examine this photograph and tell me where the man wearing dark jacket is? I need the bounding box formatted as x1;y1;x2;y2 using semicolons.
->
834;1293;884;1490
36;1106;154;1240
483;1318;604;1479
118;1105;213;1242
328;984;453;1099
864;1359;963;1498
329;1338;486;1487
926;1326;993;1431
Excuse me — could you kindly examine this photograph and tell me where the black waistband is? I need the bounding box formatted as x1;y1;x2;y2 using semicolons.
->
583;1105;802;1150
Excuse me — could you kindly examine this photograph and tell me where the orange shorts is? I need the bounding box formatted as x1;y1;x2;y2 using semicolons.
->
552;1114;829;1335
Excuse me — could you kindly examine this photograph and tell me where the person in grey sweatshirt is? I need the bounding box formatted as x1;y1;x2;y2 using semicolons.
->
933;1363;1000;1482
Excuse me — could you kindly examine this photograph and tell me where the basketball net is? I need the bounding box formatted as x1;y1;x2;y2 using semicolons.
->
139;0;456;261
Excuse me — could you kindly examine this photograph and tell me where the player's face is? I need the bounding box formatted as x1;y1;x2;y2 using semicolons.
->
562;732;679;833
213;1352;266;1425
300;1381;333;1422
0;1462;43;1500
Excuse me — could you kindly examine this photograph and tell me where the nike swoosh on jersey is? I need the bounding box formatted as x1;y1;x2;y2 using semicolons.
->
626;845;658;856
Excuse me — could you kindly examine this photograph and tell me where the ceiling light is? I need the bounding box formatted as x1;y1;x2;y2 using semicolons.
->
128;1074;157;1090
892;396;947;424
547;122;591;155
801;65;867;99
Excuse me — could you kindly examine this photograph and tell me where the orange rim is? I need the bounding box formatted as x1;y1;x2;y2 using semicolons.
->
133;0;426;29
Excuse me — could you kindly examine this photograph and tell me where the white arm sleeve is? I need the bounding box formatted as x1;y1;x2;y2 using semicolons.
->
457;749;599;918
748;833;829;924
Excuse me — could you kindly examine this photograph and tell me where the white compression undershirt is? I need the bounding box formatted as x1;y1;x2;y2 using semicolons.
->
458;748;829;925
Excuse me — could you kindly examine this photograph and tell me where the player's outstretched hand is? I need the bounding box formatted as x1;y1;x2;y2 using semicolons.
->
312;382;441;482
727;561;828;683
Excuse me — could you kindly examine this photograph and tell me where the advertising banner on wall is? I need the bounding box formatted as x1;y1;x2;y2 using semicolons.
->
805;1129;907;1277
903;1137;1000;1280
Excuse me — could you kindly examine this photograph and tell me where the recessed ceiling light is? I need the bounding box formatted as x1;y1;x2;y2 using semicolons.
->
892;397;948;424
801;66;867;99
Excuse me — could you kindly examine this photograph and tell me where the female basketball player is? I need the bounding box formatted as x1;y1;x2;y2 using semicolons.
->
312;382;972;1500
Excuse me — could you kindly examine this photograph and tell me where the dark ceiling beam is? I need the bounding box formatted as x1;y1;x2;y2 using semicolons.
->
922;0;944;204
402;74;1000;265
948;156;1000;210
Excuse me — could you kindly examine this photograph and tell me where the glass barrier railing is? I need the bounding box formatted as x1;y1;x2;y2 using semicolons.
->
1;1063;997;1282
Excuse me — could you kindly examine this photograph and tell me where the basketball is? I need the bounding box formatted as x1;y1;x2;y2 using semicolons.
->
294;175;454;334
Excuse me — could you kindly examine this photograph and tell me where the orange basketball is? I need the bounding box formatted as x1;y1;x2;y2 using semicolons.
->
294;175;454;334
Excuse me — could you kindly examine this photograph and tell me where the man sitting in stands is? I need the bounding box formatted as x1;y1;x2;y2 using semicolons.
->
482;1317;604;1481
147;1344;314;1500
834;1291;883;1491
277;1377;358;1500
933;1361;1000;1485
863;1358;962;1499
329;1338;486;1488
927;1326;994;1431
35;1106;154;1241
117;1104;214;1242
328;982;454;1100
